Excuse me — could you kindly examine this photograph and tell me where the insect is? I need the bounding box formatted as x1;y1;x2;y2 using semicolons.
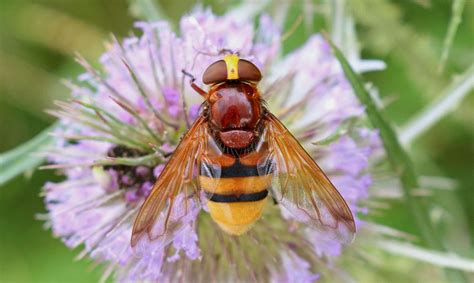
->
131;54;356;246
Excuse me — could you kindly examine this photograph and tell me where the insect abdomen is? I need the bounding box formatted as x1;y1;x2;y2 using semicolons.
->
199;152;271;235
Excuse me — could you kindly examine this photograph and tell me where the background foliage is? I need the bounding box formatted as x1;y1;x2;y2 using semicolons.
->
0;0;472;282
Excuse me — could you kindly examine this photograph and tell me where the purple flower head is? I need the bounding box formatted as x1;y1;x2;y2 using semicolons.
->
44;8;383;282
271;251;320;283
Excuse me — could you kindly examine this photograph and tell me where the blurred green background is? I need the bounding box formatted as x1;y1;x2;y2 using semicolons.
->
0;0;472;282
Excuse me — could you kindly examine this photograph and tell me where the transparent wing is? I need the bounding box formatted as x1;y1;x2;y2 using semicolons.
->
259;112;356;242
131;116;214;247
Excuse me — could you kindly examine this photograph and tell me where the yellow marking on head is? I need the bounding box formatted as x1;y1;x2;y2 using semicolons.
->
223;54;240;80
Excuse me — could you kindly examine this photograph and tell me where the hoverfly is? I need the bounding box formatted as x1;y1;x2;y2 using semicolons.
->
131;54;355;246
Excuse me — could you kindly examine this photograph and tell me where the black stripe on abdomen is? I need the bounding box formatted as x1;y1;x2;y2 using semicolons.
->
201;158;273;178
206;190;268;203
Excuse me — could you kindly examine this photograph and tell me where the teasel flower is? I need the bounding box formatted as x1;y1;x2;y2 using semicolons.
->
42;8;393;282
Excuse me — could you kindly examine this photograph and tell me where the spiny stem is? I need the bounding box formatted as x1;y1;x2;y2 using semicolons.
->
328;37;468;282
94;153;161;167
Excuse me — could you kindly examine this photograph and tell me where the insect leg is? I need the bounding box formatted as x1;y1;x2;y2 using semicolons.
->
162;151;173;158
268;187;279;205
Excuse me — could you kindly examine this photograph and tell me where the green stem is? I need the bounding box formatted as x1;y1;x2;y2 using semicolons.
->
94;153;161;167
328;39;468;282
400;64;474;146
438;0;465;73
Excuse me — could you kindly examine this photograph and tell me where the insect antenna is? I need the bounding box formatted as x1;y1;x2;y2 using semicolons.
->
181;69;208;98
192;46;241;57
218;48;240;56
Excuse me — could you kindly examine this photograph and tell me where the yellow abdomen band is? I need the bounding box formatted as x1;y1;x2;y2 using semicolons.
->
207;198;268;235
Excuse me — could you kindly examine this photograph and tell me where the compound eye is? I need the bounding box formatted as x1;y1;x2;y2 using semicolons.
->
203;58;263;84
238;59;262;82
202;60;227;85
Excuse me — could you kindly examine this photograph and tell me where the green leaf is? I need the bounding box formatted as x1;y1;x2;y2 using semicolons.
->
328;38;468;282
0;122;59;186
